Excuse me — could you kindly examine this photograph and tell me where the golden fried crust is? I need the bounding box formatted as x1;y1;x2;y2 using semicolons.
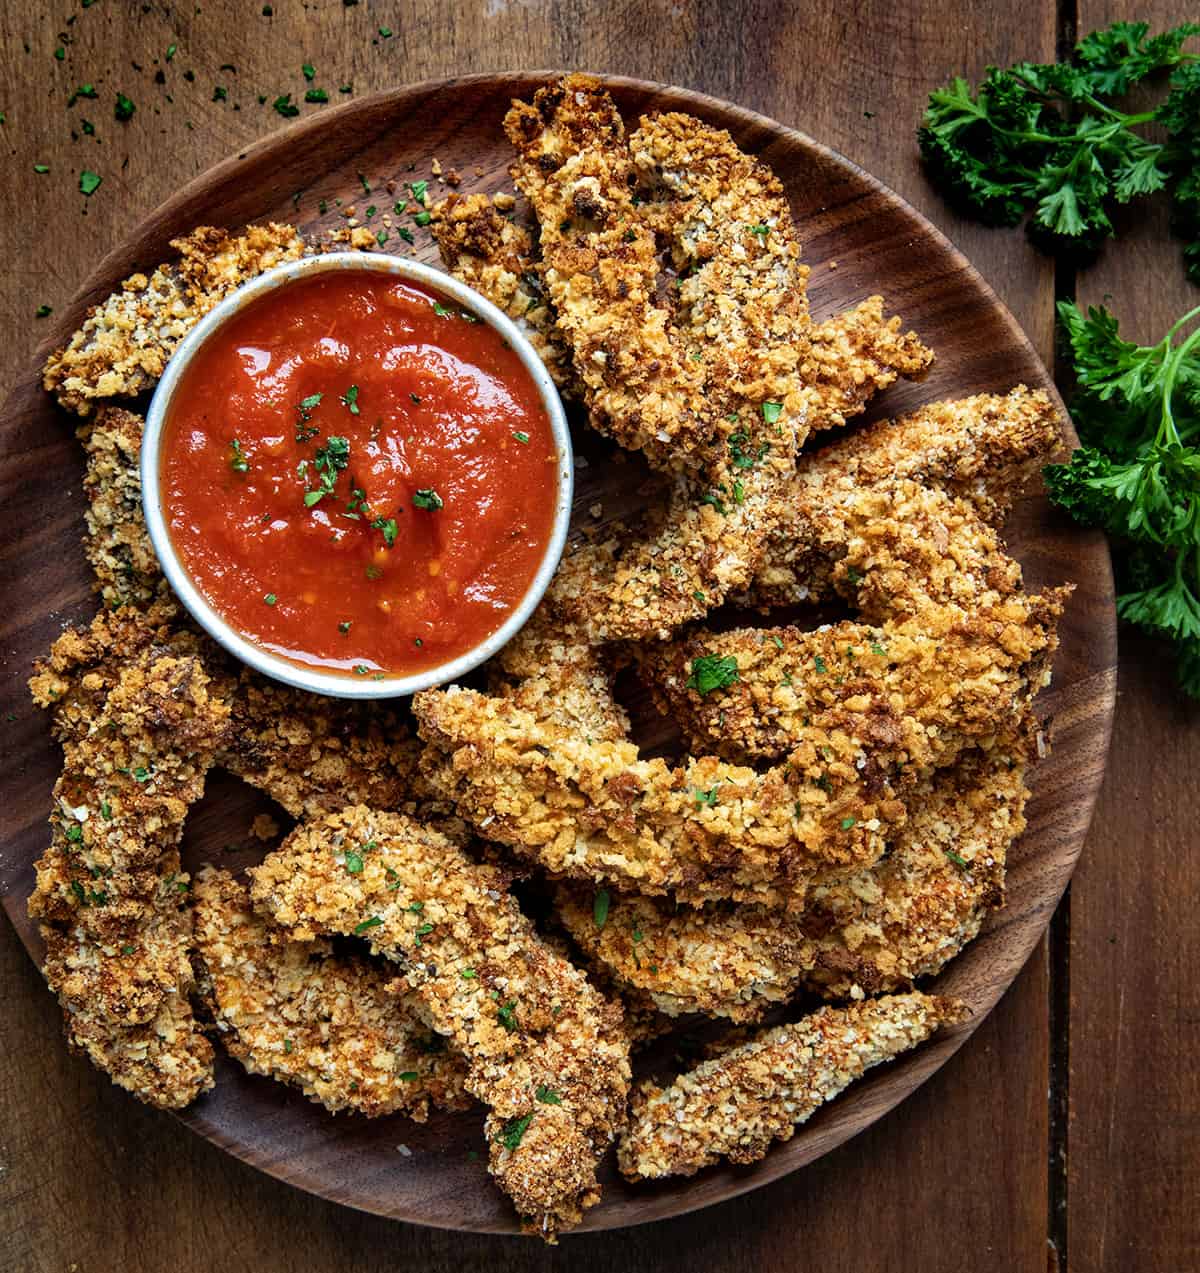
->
617;992;967;1179
193;868;472;1119
506;77;711;472
750;388;1063;609
44;223;306;415
79;407;167;608
27;628;229;1110
218;670;423;818
637;593;1066;766
558;742;1026;1019
430;192;577;391
803;297;934;432
413;681;905;911
248;807;630;1240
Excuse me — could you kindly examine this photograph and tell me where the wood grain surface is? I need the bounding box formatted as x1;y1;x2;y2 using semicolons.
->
0;2;1188;1271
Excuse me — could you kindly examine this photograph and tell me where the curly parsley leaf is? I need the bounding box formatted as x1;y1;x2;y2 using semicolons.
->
919;21;1200;275
1045;301;1200;696
685;654;739;695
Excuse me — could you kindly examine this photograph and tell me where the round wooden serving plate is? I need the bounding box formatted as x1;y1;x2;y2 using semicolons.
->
0;73;1117;1235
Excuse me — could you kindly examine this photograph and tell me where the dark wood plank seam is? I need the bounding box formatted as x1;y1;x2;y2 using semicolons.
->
1049;3;1078;1270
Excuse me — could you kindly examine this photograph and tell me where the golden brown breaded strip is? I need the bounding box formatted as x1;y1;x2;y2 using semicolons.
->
430;192;577;391
505;77;710;472
218;670;423;819
557;742;1025;1019
413;681;905;911
637;592;1065;765
750;388;1063;609
803;297;934;432
44;223;306;415
249;807;630;1240
618;992;967;1179
27;625;229;1109
193;868;472;1119
79;407;166;608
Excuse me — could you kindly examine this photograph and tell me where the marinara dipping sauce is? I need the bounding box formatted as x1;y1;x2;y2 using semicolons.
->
159;271;560;679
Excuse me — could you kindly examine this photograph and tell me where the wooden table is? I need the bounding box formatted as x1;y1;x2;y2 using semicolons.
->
0;2;1195;1270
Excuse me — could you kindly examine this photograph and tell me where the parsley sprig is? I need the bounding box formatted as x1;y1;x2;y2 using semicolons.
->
1045;300;1200;695
919;21;1200;277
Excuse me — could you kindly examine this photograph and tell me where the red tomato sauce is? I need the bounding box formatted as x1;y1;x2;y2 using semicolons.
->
160;271;559;679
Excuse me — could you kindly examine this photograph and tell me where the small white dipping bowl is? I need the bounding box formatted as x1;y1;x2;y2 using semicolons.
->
141;252;573;700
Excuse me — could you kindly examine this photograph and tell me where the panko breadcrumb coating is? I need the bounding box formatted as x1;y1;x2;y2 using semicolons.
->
803;297;935;431
558;741;1025;1020
413;680;906;911
750;388;1063;609
44;223;307;415
79;407;166;608
618;992;967;1180
192;868;472;1119
27;615;229;1109
505;78;713;473
638;592;1066;765
249;807;630;1240
430;192;577;391
218;670;423;818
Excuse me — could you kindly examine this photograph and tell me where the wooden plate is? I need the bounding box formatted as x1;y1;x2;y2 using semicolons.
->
0;73;1116;1235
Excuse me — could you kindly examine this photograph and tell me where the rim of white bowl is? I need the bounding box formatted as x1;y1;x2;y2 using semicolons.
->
141;251;574;700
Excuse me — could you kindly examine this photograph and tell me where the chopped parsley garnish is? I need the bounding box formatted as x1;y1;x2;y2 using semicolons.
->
295;391;323;440
496;1000;518;1031
813;655;828;674
114;92;135;121
353;664;370;675
371;515;398;547
338;620;352;634
870;642;888;656
35;304;52;318
700;490;726;515
273;93;299;118
302;62;315;81
512;431;530;444
303;435;350;507
761;400;783;424
212;86;228;102
408;179;428;205
536;1086;562;1105
33;164;49;174
165;43;177;61
414;210;432;226
79;170;101;196
397;225;415;244
263;592;277;606
379;25;393;37
398;1071;419;1081
945;849;970;869
593;888;610;930
498;1113;533;1151
746;222;770;235
68;84;98;105
353;916;383;934
305;88;329;104
431;300;451;317
100;800;112;820
228;438;250;472
686;654;739;695
412;488;443;510
841;816;857;830
460;967;477;979
358;172;371;195
694;785;720;806
341;384;360;414
344;850;364;873
283;1038;293;1053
